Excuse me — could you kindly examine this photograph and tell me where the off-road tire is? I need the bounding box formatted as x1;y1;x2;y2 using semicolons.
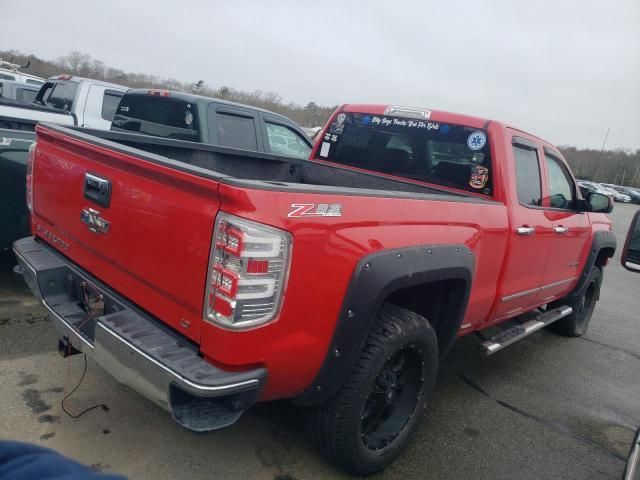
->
549;266;602;337
305;303;438;476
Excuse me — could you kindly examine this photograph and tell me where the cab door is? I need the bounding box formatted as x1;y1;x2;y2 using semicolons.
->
82;86;123;130
538;148;591;302
493;133;554;321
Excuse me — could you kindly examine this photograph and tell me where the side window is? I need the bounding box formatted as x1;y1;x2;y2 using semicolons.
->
17;88;38;103
26;79;43;86
0;74;15;81
545;155;576;209
101;90;123;121
46;83;76;111
266;122;311;159
216;112;258;151
513;145;542;206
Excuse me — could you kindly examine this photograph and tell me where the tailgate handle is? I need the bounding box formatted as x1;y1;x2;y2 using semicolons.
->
84;173;111;208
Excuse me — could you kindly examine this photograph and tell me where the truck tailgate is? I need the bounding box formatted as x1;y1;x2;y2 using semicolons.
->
31;125;221;342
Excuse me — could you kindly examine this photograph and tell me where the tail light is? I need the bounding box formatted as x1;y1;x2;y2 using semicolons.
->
148;89;171;97
204;213;292;329
26;142;36;212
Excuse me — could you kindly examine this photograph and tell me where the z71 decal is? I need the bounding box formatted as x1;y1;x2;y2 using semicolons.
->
288;203;343;218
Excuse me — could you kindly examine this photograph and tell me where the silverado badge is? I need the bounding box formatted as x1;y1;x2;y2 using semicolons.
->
81;207;110;234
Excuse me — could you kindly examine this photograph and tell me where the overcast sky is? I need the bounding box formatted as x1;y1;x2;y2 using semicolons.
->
3;0;639;149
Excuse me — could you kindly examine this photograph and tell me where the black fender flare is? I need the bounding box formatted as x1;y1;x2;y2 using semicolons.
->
294;244;474;406
571;230;616;300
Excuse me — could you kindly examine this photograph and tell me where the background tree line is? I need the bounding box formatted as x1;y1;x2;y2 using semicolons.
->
3;49;639;187
1;49;334;128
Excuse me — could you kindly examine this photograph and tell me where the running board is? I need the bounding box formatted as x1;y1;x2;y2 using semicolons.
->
479;306;573;355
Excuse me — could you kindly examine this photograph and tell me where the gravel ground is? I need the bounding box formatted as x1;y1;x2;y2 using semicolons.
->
1;203;638;480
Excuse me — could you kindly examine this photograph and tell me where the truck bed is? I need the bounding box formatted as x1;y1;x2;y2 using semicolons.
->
68;125;471;199
0;98;74;131
29;124;498;344
28;122;509;400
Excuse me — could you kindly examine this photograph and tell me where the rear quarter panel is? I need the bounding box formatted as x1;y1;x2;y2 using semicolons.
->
203;183;509;399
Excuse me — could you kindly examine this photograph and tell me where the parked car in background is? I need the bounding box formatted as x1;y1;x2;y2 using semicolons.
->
577;180;613;197
1;88;311;250
302;126;322;141
0;76;128;249
599;185;631;203
0;128;33;250
0;75;128;131
0;59;45;85
111;89;312;158
611;185;640;204
0;80;39;103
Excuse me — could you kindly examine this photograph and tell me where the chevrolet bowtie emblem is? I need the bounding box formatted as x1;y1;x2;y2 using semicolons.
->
80;207;110;234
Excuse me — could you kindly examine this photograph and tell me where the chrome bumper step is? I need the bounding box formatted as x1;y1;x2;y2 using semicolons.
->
479;306;573;355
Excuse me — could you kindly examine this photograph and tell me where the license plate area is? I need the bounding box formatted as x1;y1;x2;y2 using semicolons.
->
42;268;124;345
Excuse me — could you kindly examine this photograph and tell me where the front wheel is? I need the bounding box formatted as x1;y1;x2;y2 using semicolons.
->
305;304;439;476
549;266;602;337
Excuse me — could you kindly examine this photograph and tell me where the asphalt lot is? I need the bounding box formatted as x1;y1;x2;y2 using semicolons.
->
1;204;639;480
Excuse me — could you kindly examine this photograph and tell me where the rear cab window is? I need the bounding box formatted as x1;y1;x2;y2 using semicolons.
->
111;93;199;141
313;111;494;195
17;87;38;103
36;81;77;111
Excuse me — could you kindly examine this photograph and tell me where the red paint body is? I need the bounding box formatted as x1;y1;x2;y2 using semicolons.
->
30;106;612;401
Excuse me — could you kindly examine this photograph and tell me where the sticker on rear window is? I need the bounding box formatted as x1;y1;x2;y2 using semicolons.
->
369;116;439;130
467;131;487;150
320;142;330;157
336;113;346;124
329;122;344;135
469;166;489;189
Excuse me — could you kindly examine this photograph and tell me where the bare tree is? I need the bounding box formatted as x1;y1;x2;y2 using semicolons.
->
4;48;338;131
57;51;91;75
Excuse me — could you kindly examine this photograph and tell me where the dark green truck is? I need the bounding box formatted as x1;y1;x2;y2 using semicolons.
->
0;89;313;250
0;128;33;250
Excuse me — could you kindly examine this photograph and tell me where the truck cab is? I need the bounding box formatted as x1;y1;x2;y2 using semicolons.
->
34;75;128;129
111;89;313;158
0;80;39;103
13;103;615;476
0;61;45;86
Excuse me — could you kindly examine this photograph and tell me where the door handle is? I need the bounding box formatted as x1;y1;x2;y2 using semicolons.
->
516;226;536;236
553;226;569;234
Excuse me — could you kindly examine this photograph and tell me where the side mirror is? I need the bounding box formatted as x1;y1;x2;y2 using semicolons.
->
622;210;640;273
586;192;614;213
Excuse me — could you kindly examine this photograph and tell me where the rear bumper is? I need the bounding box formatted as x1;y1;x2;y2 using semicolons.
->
13;236;266;432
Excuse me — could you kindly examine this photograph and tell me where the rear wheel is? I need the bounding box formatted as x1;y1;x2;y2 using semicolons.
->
305;304;438;476
549;266;601;337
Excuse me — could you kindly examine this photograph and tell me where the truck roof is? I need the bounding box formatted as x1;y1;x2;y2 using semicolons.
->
123;88;298;124
0;67;45;83
341;104;560;152
341;104;490;129
46;75;129;91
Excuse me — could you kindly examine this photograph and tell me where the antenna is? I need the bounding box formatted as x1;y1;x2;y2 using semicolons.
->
592;127;610;181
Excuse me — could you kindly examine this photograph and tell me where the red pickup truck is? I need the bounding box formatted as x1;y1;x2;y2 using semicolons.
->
14;104;616;475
